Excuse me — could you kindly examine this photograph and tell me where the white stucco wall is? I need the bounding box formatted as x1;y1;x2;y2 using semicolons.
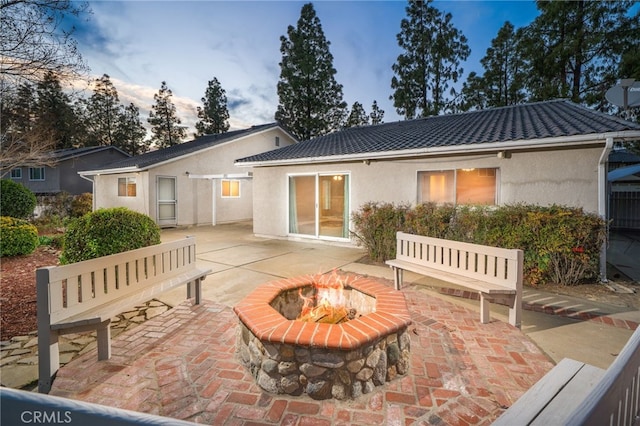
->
92;128;295;226
250;145;604;240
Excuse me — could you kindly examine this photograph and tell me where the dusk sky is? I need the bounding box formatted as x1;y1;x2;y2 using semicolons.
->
71;1;541;136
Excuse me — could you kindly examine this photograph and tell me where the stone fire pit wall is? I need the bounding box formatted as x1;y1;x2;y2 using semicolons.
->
234;274;412;400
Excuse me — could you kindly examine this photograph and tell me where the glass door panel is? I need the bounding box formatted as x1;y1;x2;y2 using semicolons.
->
157;176;177;225
319;174;349;238
289;175;316;235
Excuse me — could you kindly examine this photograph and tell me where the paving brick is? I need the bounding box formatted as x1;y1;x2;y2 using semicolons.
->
46;287;556;425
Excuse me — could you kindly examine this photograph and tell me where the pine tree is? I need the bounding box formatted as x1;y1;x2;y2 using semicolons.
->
276;2;347;140
344;102;369;128
390;0;470;118
195;77;230;136
369;100;385;125
116;103;149;156
520;0;639;105
35;71;83;149
461;22;526;111
85;74;121;146
148;81;186;148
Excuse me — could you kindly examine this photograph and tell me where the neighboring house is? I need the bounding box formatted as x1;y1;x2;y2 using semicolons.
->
4;146;131;196
235;100;640;245
608;148;640;230
79;123;296;227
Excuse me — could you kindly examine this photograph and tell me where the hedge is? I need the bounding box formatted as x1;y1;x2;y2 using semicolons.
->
351;202;607;286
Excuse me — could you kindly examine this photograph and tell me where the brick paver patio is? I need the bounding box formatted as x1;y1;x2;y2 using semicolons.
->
50;276;554;425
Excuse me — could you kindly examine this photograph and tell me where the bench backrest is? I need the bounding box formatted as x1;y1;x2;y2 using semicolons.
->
567;326;640;426
395;232;523;289
37;237;198;324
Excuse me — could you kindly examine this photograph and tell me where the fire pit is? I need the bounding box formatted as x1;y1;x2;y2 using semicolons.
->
233;272;412;400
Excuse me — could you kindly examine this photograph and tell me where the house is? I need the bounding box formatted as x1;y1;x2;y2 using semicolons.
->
235;100;640;245
79;123;296;227
4;146;130;196
608;148;640;230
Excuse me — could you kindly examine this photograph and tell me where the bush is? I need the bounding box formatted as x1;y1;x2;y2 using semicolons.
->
0;179;36;219
70;193;93;217
350;202;410;262
0;216;39;257
60;207;161;264
351;202;607;286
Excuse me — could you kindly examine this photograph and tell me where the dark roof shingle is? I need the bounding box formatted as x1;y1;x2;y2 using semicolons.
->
236;100;640;164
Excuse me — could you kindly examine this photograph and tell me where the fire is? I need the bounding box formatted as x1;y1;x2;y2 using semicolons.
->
297;272;357;324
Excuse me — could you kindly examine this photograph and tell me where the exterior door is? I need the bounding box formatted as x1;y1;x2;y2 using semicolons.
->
288;173;350;240
157;176;177;226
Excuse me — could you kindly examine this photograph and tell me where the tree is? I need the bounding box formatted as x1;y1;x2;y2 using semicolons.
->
275;3;347;140
0;0;90;87
116;103;149;156
34;71;83;149
520;0;639;106
369;100;385;125
461;22;527;111
147;81;186;148
195;77;230;136
344;102;369;128
391;0;470;119
84;74;121;146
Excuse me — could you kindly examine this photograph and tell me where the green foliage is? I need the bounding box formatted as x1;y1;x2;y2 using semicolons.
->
195;77;230;136
0;179;36;219
351;203;607;286
276;2;347;140
0;216;39;257
60;207;160;264
38;234;64;249
350;202;410;262
391;0;470;118
70;192;92;217
148;81;186;148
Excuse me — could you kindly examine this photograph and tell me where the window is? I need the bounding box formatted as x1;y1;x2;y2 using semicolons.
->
418;168;497;205
275;136;280;147
29;167;45;181
118;177;137;196
10;168;22;179
221;179;240;198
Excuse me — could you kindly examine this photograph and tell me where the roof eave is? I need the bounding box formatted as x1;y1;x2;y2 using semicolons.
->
236;131;640;167
79;166;143;176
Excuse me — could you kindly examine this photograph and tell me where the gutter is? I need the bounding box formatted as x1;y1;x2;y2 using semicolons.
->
236;131;640;167
598;137;614;283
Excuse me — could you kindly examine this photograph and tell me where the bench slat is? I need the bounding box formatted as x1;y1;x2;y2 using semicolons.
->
385;259;515;294
493;359;591;425
51;268;210;330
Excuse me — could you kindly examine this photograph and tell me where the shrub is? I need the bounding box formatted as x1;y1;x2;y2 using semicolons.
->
0;179;36;219
60;207;161;264
350;202;607;286
0;216;39;257
350;202;410;262
70;193;93;217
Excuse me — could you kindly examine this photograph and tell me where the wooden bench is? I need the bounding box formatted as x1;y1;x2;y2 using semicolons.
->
36;236;211;393
494;326;640;425
385;232;523;328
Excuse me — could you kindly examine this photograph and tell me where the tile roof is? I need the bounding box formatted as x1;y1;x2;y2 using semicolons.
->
50;146;130;161
85;123;281;172
236;100;640;165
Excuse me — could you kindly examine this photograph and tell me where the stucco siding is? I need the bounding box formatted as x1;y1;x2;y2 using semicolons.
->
251;145;604;240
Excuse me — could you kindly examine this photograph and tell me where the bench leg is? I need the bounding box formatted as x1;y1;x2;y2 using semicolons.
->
37;329;60;394
392;267;403;291
508;294;522;329
480;293;490;324
187;278;202;305
96;320;111;361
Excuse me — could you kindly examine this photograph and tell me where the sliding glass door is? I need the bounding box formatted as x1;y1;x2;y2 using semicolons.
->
289;173;350;239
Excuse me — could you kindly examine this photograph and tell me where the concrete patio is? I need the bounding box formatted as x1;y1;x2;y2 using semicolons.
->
41;222;638;424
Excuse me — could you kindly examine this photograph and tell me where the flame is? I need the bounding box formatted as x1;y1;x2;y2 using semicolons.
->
297;271;355;324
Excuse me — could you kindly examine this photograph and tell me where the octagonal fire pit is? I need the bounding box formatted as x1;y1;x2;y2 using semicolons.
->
233;272;412;400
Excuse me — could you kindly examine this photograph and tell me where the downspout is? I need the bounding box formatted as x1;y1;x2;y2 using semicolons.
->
598;137;614;282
